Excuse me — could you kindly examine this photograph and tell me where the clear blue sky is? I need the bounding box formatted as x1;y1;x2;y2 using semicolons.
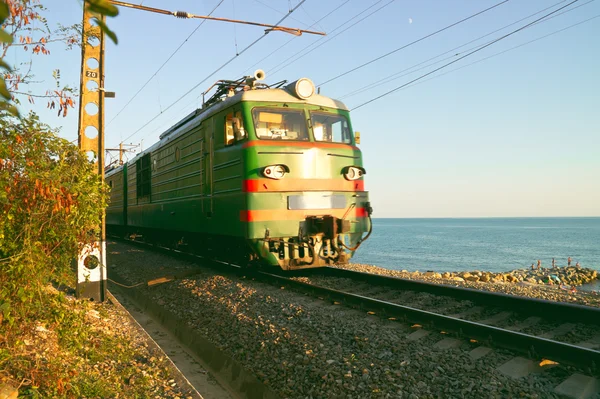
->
15;0;600;217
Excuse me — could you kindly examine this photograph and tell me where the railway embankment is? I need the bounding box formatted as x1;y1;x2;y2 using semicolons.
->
338;264;600;307
0;285;199;398
105;240;599;398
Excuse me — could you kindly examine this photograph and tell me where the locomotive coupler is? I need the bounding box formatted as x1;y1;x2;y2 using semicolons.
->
304;215;351;239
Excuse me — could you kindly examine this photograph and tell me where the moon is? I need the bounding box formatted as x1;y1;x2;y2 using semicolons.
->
408;18;413;24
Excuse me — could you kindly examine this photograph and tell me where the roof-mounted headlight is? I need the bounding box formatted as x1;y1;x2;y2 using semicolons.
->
342;166;366;181
286;78;315;100
263;164;289;179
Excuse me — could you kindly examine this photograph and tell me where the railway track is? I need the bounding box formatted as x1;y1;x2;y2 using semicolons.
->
111;237;600;397
262;267;600;370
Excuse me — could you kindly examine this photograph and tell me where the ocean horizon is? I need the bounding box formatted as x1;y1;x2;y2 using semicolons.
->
352;217;600;276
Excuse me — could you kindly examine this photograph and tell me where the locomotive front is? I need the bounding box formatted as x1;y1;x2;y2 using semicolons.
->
240;77;373;269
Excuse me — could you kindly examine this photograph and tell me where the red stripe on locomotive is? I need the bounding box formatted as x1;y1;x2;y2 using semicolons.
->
242;179;364;192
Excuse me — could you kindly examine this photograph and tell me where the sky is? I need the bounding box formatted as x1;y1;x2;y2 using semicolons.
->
11;0;600;218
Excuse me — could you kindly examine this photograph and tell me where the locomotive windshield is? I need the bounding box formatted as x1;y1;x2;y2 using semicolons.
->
252;108;309;141
310;112;352;144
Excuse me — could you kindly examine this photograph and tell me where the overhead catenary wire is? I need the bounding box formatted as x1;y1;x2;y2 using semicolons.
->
243;0;352;75
121;0;308;144
267;0;395;77
232;0;239;55
252;0;316;29
299;2;325;33
108;0;226;129
317;0;511;87
351;0;581;111
339;0;592;100
357;13;600;106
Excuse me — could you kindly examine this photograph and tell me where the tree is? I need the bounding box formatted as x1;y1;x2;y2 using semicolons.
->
0;0;118;117
0;112;108;325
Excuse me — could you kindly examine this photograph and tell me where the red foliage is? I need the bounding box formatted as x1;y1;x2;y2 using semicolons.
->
2;0;78;116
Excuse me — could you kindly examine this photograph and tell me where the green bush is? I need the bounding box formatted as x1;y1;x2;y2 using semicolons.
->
0;112;108;326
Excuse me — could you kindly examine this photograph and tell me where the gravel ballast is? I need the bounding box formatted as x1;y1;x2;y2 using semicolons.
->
338;263;600;308
108;241;600;399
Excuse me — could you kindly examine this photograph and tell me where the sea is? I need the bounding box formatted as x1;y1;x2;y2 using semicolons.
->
351;217;600;291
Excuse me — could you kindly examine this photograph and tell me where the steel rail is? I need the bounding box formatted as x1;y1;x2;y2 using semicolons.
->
314;267;600;326
255;269;600;372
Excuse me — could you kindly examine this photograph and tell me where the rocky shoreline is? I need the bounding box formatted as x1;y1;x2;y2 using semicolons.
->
415;266;598;287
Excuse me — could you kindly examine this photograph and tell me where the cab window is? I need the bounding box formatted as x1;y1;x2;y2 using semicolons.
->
310;112;352;144
225;111;246;146
252;108;309;141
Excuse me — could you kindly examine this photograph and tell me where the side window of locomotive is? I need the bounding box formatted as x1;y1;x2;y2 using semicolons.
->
310;112;352;144
252;108;309;141
136;153;151;198
225;111;246;146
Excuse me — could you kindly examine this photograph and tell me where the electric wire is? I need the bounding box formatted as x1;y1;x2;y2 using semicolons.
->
339;0;568;99
108;0;226;128
339;0;592;100
252;0;315;29
317;0;510;87
299;2;325;33
243;0;351;75
107;278;146;288
120;0;307;144
267;0;395;77
358;13;599;106
233;0;239;55
351;0;580;111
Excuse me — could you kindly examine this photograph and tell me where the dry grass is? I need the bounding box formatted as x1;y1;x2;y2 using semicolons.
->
0;285;191;398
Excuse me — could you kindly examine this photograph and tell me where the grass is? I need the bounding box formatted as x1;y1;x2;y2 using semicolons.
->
0;285;187;398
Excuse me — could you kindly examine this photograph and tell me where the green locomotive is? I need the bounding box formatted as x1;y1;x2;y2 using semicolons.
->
106;71;372;270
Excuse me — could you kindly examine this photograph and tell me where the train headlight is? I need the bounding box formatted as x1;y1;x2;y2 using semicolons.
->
286;78;315;100
342;166;366;181
263;164;289;179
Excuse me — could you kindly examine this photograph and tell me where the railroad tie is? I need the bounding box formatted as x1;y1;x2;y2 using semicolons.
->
448;306;484;319
433;338;462;350
478;311;512;326
539;323;576;340
575;335;600;350
469;346;493;361
505;316;541;332
496;356;543;379
406;329;430;341
554;373;599;399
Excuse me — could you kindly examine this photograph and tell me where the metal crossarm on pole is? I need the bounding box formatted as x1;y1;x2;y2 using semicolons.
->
108;0;326;36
